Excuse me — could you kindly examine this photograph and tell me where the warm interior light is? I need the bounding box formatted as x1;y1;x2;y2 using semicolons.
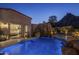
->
51;31;53;34
0;22;8;29
10;23;21;38
25;25;28;32
73;32;79;36
10;23;21;34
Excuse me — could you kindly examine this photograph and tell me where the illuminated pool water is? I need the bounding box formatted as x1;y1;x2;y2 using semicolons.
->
0;37;65;55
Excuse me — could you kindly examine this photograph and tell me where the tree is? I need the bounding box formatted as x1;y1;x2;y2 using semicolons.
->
48;16;57;27
48;16;59;34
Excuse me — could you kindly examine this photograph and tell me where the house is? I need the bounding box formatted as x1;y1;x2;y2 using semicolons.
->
0;8;32;39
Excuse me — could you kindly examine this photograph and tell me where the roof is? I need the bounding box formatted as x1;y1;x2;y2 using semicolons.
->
0;8;32;20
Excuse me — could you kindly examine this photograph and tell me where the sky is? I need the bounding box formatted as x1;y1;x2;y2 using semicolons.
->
0;3;79;24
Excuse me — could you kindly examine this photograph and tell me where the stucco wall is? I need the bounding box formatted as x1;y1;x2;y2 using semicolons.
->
0;8;32;38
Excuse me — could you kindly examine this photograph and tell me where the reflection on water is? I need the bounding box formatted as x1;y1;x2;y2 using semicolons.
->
0;37;63;55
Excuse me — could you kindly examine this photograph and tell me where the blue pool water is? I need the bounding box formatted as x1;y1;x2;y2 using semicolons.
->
0;37;65;55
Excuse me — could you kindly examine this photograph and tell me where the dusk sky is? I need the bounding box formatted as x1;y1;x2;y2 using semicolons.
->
0;3;79;24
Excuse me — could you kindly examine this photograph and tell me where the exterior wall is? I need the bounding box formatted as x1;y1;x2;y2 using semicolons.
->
31;23;53;37
0;8;32;39
0;8;31;24
31;24;38;36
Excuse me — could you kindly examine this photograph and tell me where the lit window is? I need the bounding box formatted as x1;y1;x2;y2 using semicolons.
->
10;23;21;38
0;22;8;29
10;23;21;34
25;25;28;32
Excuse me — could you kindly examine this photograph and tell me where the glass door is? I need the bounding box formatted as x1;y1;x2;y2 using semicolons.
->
10;23;21;39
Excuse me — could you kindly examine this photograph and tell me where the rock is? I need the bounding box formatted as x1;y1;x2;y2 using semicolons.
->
62;47;78;55
62;40;79;55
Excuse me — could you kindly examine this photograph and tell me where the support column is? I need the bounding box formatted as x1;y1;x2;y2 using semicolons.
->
8;23;10;40
28;24;31;38
21;25;25;38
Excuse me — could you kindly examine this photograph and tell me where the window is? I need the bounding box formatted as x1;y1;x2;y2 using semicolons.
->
10;23;21;39
25;25;28;32
0;22;8;29
0;22;8;39
24;25;28;38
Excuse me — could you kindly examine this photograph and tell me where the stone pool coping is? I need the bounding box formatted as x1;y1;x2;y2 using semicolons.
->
0;37;36;48
0;38;25;48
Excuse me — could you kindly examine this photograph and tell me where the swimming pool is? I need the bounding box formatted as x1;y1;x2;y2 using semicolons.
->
0;37;65;55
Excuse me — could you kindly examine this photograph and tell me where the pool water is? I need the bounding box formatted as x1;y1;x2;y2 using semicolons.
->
0;37;64;55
